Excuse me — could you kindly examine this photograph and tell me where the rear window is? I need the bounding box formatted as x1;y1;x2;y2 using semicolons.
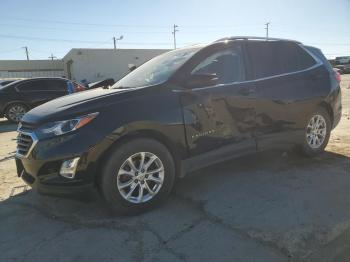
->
247;41;316;79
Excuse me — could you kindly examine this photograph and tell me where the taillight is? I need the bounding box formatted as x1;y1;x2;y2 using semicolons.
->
333;69;341;83
73;83;85;92
67;81;85;93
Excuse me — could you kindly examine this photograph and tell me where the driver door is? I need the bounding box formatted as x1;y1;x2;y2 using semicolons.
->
178;43;258;158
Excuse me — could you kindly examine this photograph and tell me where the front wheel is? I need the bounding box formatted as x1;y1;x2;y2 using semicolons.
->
100;138;175;215
301;108;331;156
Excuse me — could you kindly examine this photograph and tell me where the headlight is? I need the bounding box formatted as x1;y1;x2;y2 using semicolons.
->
35;112;99;139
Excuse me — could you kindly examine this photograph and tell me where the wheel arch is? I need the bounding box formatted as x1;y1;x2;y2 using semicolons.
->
318;101;334;127
95;129;185;188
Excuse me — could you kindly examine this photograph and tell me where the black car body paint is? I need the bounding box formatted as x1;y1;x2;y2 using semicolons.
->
15;38;342;196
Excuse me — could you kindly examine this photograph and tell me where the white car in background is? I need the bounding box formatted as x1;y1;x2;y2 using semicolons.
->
335;56;350;65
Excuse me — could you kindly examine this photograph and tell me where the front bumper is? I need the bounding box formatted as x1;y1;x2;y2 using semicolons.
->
15;157;95;196
14;128;112;197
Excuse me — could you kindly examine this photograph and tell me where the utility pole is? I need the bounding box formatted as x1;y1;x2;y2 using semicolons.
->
172;24;179;49
22;46;29;60
113;35;123;50
48;53;57;60
265;22;270;40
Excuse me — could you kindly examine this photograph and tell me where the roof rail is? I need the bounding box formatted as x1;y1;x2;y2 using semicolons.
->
214;36;302;44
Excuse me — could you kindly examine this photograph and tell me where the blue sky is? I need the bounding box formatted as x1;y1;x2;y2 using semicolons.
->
0;0;349;60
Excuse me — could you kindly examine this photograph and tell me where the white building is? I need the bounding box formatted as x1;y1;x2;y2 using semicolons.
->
0;60;64;79
62;48;170;83
0;48;170;82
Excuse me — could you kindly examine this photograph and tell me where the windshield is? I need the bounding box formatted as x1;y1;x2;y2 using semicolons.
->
112;46;201;89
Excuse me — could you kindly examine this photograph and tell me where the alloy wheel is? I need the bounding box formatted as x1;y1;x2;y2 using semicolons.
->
306;114;327;149
8;105;26;122
116;152;165;204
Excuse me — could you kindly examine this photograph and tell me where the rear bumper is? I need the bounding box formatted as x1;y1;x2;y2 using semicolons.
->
330;85;342;130
333;109;342;129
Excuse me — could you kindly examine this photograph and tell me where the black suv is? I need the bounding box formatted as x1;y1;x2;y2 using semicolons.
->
0;77;85;122
15;37;342;214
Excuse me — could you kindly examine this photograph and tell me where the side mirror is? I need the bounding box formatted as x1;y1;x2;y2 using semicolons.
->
128;64;137;72
185;73;218;88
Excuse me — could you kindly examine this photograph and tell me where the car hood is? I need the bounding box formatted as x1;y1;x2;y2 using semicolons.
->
21;87;140;125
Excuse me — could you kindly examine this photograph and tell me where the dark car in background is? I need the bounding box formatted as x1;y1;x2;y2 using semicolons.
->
0;77;85;122
16;37;341;214
0;79;20;87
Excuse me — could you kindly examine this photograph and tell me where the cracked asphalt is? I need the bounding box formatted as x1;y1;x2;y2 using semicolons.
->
1;75;350;262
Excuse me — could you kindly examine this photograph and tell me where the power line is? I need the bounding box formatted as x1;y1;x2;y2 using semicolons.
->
87;38;113;48
2;16;266;29
0;23;171;34
0;23;279;35
2;16;171;28
0;48;22;54
0;33;174;45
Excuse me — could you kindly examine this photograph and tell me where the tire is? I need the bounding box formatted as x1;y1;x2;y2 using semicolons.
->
301;107;331;157
100;138;176;215
5;103;28;123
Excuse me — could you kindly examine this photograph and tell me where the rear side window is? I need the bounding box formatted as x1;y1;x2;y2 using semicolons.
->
17;79;67;92
247;42;316;79
191;46;245;84
17;80;47;92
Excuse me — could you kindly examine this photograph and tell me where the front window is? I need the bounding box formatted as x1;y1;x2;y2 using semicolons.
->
112;46;201;89
191;46;245;84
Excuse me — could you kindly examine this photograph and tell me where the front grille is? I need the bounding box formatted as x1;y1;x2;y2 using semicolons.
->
19;122;36;132
16;122;37;158
16;132;34;157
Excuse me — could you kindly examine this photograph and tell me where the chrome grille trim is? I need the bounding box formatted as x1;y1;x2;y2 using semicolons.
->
16;129;38;159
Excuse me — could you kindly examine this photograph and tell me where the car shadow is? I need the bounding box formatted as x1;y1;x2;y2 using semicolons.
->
2;149;350;218
0;118;17;133
2;149;350;260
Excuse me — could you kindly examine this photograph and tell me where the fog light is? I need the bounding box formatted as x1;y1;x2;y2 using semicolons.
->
60;157;80;179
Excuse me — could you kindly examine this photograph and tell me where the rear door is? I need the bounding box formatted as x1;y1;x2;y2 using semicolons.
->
245;41;321;149
16;79;68;107
179;42;257;157
16;80;49;107
44;79;68;98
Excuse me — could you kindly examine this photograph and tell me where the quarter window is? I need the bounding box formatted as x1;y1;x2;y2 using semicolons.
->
247;42;316;79
191;47;245;84
45;80;67;91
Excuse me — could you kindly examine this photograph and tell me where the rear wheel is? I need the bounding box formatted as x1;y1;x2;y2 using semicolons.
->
5;103;28;123
100;138;175;215
301;108;331;156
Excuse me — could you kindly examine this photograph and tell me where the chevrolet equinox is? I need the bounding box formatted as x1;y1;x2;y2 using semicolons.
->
15;37;342;214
